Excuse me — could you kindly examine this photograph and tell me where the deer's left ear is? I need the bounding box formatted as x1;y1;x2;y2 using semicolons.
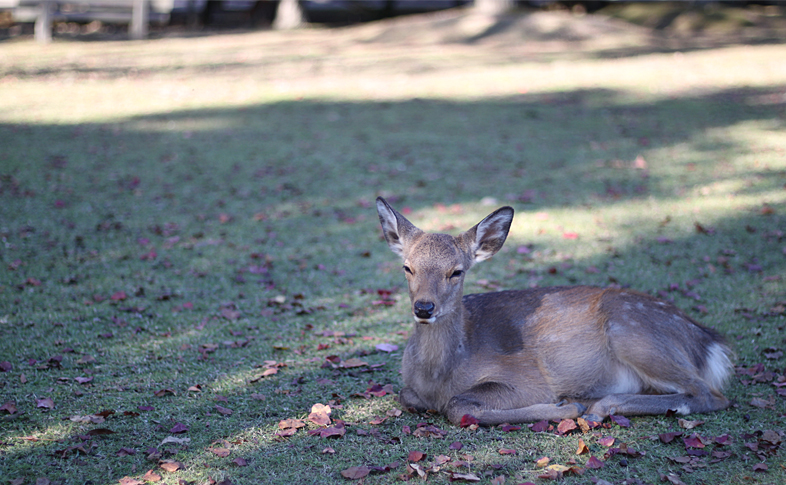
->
376;197;423;259
464;207;514;263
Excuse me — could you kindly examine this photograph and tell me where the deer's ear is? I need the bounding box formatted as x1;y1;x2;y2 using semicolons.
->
465;206;514;263
376;197;422;259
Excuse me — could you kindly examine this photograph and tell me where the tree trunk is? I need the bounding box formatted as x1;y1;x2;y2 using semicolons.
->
474;0;515;15
273;0;305;30
34;1;52;44
130;0;149;40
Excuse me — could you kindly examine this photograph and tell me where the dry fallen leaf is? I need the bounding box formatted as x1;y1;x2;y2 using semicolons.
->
215;405;233;416
35;397;55;410
339;358;368;369
308;403;332;426
535;456;550;468
340;466;370;479
598;436;615;447
209;447;230;457
279;418;306;430
142;470;162;482
576;438;589;455
407;450;425;462
678;418;705;430
450;472;481;482
119;478;145;485
586;456;605;469
159;460;184;472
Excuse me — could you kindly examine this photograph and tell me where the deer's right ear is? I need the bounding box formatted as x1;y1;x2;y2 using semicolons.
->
376;197;421;259
467;206;514;263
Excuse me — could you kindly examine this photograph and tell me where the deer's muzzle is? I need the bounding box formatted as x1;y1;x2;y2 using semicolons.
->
413;300;435;322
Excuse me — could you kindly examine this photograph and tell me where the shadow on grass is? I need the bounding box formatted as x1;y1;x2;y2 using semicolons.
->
1;84;785;483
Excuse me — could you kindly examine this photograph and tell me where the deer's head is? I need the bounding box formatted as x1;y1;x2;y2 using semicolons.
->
376;198;514;324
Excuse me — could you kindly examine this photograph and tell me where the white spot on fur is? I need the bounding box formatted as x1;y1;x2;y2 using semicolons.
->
674;405;691;415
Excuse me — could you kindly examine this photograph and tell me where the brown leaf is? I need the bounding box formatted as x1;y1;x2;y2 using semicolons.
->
36;397;55;409
450;472;481;482
659;432;683;444
598;436;615;447
119;477;145;485
142;469;162;482
498;448;516;455
537;468;562;480
159;460;184;472
221;308;241;321
557;419;577;435
678;418;705;430
339;358;368;369
77;354;97;365
576;438;589;455
750;396;775;409
232;457;248;467
434;455;451;465
662;473;687;485
535;456;550;468
86;428;116;436
215;405;233;416
753;463;768;472
1;401;17;414
308;403;331;426
761;429;781;445
209;447;230;457
408;450;425;462
278;418;306;430
318;424;346;439
154;389;176;397
586;456;605;469
529;420;550;433
340;466;370;479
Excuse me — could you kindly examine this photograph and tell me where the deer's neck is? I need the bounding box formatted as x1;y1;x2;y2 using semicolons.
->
409;304;467;376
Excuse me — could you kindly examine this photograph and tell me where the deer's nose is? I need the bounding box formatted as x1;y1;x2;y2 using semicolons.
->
413;300;435;319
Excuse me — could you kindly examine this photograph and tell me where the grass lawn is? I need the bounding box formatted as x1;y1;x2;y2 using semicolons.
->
1;4;785;485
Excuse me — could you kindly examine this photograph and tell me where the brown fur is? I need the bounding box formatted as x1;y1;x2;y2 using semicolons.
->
376;197;733;426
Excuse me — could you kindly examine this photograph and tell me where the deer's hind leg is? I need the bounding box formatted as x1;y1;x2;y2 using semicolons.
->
444;382;586;426
584;385;730;421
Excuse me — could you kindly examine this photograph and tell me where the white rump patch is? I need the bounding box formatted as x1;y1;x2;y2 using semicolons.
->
608;366;642;394
704;342;733;391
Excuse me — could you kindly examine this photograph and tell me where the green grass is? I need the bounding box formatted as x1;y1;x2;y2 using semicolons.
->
1;6;786;485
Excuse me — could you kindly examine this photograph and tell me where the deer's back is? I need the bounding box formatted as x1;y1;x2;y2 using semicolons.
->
461;286;730;400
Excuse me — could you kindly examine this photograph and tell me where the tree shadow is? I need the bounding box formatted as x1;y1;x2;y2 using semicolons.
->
1;83;785;482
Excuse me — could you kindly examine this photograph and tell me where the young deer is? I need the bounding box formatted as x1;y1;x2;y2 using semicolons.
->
376;197;733;426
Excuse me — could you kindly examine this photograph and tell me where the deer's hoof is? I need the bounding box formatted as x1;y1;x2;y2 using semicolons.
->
581;413;604;423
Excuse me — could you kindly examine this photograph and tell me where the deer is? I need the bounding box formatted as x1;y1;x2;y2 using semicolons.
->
375;197;734;426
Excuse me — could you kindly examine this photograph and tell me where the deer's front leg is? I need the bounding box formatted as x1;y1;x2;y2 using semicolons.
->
398;386;430;413
445;382;586;426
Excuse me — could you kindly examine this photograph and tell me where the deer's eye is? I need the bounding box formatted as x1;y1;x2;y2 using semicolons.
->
450;270;464;279
403;265;413;275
